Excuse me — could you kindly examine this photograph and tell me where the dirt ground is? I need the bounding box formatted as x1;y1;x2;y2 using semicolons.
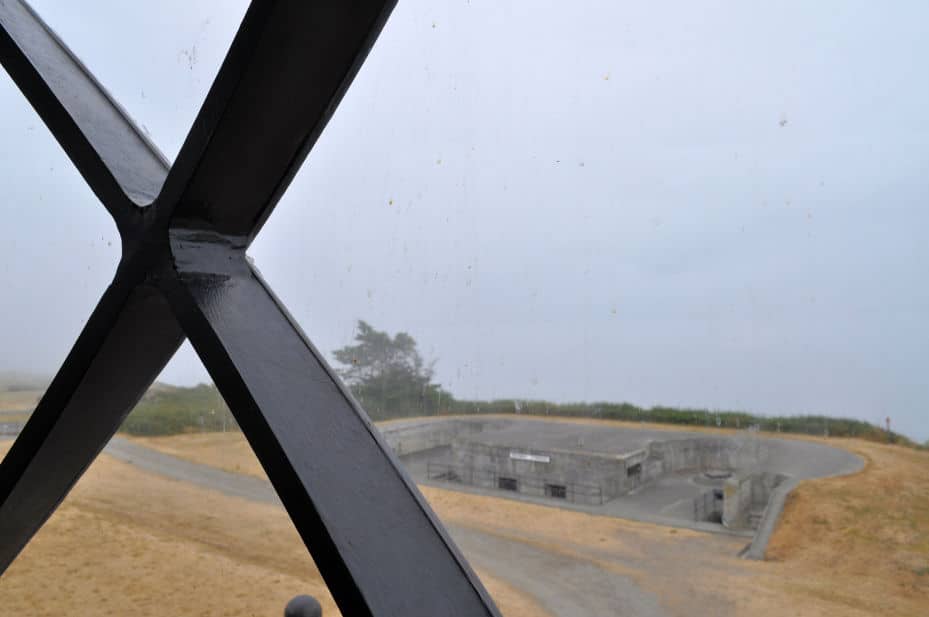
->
129;419;929;616
0;388;40;412
760;439;929;616
133;431;265;478
0;441;546;617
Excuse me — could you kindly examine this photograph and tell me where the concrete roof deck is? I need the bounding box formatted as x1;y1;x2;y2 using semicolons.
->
399;416;865;481
466;419;707;456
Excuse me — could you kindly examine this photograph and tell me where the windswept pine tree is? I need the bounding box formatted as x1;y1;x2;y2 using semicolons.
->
332;320;451;420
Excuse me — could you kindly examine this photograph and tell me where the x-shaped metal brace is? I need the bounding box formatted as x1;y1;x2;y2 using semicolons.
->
0;2;500;615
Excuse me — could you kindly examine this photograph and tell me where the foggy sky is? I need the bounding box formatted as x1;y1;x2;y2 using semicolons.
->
1;1;927;441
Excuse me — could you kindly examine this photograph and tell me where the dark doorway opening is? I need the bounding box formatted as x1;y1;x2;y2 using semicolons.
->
498;477;518;492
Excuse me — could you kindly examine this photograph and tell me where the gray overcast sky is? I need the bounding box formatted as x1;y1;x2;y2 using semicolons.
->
1;1;927;441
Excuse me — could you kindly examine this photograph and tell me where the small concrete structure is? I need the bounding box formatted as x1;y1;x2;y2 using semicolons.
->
721;472;787;530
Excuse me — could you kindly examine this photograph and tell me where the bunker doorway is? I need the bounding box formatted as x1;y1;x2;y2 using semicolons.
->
627;462;643;488
498;477;518;492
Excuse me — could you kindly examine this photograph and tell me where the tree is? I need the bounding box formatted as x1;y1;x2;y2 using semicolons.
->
332;321;450;420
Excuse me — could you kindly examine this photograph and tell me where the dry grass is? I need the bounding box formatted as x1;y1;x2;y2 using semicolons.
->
132;431;263;478
759;439;929;616
0;388;41;412
130;417;929;616
421;483;751;615
0;412;30;423
480;418;929;615
420;430;929;617
0;441;547;617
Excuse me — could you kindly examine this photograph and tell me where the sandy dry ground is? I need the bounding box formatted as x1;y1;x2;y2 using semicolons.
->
133;432;267;478
761;439;929;616
131;420;929;616
0;388;40;412
0;413;29;424
0;442;545;617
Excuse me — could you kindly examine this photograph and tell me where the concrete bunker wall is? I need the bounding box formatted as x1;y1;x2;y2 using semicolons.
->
722;472;788;529
645;437;738;478
379;418;508;457
448;441;628;504
643;435;766;481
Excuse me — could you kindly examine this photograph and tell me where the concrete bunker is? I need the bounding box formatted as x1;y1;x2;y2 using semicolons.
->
382;418;776;519
379;416;862;557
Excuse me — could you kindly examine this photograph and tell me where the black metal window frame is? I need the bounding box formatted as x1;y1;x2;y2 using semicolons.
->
0;2;500;615
544;483;567;500
497;477;518;492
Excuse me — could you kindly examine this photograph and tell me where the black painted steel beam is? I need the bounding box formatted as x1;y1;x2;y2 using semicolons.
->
0;1;503;615
0;0;168;216
163;0;395;242
0;284;184;569
165;231;497;616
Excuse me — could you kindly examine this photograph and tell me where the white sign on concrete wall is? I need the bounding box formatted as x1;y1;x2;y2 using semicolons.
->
509;451;550;463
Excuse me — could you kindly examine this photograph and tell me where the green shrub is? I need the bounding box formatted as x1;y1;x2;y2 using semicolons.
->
121;384;237;436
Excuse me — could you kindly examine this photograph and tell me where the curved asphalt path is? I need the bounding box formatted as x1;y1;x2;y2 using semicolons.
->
102;438;665;617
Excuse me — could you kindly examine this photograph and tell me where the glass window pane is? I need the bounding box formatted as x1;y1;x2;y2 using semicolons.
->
2;1;928;616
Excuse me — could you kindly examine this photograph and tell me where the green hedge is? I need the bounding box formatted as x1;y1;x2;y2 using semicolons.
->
119;382;916;449
437;399;916;447
121;384;237;436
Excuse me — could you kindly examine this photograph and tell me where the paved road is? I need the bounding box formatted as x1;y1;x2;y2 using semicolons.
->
0;409;31;416
450;525;665;617
103;438;666;617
